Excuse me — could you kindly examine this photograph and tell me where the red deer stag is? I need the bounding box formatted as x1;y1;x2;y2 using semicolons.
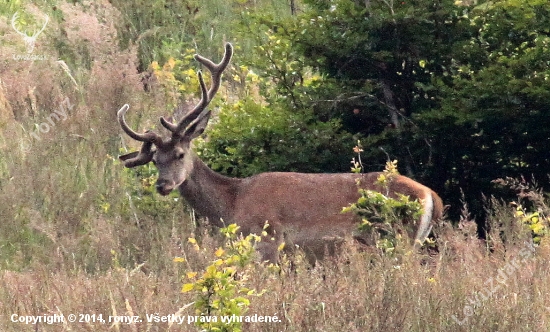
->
117;43;443;263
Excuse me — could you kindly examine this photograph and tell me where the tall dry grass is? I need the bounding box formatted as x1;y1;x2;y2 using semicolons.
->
1;218;550;332
0;1;189;290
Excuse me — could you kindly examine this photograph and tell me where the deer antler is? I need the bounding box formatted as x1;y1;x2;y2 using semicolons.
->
117;44;232;166
161;43;233;137
117;104;165;167
117;104;164;146
119;140;155;167
160;70;209;138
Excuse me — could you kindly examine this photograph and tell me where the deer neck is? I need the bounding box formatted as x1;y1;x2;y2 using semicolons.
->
177;151;241;227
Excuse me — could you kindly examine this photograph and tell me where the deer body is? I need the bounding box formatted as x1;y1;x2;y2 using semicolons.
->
176;154;442;262
117;43;443;263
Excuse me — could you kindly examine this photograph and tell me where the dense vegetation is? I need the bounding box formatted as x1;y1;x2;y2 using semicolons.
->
110;0;550;227
1;0;550;331
219;0;550;227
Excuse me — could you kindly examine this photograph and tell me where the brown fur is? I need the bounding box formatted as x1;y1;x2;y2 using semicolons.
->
177;153;444;263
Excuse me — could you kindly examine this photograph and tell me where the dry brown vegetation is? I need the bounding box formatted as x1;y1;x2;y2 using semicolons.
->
1;218;550;332
2;1;550;331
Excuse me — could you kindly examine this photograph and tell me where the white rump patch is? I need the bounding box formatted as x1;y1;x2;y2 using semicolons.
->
414;190;434;245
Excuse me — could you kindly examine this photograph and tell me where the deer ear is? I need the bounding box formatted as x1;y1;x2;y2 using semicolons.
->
119;151;140;161
187;110;212;140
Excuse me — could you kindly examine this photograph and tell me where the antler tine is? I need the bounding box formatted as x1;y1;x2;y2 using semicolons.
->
119;141;155;168
159;115;177;132
172;71;209;137
161;43;233;137
194;42;233;101
180;109;212;139
160;70;208;134
117;104;163;146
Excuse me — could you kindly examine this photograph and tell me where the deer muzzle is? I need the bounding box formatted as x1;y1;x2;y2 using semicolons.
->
156;179;175;196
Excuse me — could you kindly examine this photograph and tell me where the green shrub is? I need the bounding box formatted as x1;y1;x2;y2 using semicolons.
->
343;160;424;253
178;223;266;332
198;96;353;176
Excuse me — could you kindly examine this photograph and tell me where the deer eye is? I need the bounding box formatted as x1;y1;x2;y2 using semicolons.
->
177;152;184;160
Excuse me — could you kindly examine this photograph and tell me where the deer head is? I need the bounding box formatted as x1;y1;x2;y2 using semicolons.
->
118;43;233;195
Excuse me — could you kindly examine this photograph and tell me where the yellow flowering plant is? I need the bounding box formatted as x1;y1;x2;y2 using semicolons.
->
176;223;266;332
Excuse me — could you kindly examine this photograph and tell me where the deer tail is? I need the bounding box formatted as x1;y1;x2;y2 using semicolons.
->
414;190;436;245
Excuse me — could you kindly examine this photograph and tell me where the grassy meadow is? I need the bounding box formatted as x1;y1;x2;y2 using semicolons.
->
1;1;550;331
